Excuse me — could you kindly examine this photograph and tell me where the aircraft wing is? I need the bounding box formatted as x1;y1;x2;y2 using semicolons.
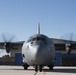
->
54;43;65;51
54;43;76;51
0;38;76;52
0;41;24;50
0;42;5;49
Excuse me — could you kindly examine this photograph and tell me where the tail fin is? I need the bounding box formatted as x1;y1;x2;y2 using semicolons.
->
37;22;40;34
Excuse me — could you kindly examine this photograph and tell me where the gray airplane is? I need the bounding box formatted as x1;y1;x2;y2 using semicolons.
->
22;23;55;72
0;23;76;72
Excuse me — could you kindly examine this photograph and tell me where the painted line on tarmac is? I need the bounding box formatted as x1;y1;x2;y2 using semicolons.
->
34;72;38;75
43;71;46;75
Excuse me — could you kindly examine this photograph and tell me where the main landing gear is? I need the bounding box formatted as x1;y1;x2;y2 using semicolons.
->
48;65;54;70
22;63;29;70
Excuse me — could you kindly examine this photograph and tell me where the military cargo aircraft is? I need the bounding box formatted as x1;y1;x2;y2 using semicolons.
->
0;23;76;72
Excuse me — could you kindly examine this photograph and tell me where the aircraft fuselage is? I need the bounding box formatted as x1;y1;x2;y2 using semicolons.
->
22;34;55;71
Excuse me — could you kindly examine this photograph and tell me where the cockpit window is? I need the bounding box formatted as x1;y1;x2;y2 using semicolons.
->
42;38;46;41
27;36;47;43
27;37;36;42
36;37;41;40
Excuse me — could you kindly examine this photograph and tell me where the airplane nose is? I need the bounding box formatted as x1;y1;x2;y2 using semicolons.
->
31;45;41;57
35;46;41;56
31;45;45;64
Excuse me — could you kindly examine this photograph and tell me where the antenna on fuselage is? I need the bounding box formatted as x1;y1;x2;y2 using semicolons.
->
37;22;40;34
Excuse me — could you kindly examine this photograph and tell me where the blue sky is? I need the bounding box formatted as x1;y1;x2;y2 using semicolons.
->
0;0;76;41
0;0;76;57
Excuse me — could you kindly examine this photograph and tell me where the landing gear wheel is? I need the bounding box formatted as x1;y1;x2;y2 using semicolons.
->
49;66;53;70
35;65;38;72
24;66;28;70
39;65;42;72
22;63;29;70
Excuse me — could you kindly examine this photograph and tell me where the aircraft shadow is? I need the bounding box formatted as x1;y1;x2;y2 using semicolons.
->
13;68;76;74
43;68;76;73
0;67;76;74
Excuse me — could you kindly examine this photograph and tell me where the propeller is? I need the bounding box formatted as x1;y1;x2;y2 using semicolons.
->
61;33;76;54
0;32;18;53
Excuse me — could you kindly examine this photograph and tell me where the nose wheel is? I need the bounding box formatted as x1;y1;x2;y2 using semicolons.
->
35;65;38;72
48;65;54;70
39;65;42;72
35;65;43;72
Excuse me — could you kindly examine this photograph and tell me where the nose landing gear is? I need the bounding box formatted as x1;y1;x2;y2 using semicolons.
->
39;65;43;72
35;65;38;72
35;65;43;72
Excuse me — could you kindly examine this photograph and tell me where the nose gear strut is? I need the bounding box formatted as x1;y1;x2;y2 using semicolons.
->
35;65;43;72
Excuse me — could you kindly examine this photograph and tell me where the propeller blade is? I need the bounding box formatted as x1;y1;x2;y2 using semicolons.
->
0;32;18;53
8;35;15;42
2;33;7;42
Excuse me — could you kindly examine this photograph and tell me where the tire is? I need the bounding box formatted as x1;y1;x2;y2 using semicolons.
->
24;66;28;70
39;66;42;72
35;65;38;72
49;66;53;70
22;63;29;70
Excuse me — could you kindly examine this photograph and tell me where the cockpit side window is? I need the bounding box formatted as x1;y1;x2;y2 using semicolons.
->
27;39;32;42
32;38;36;41
27;36;47;44
27;37;36;42
41;37;47;44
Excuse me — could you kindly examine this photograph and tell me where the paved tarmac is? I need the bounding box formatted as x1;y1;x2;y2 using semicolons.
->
0;66;76;75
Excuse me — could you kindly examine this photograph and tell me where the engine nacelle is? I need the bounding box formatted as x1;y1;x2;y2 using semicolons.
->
65;43;71;54
4;43;12;53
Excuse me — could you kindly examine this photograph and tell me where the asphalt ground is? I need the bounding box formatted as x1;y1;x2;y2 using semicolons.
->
0;66;76;75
